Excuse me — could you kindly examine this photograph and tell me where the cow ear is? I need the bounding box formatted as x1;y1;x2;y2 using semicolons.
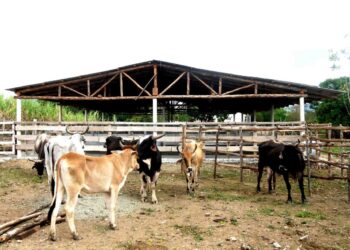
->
176;159;182;164
151;144;157;152
131;151;138;156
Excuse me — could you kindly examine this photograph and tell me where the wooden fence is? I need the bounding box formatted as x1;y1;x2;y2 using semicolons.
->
0;121;349;201
181;122;350;201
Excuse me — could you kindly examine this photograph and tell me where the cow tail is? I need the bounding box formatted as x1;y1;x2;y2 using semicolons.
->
48;158;61;221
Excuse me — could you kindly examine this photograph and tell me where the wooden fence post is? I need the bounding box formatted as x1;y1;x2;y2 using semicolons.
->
348;153;350;202
340;125;344;177
181;124;187;147
239;127;243;182
327;128;332;177
213;126;220;179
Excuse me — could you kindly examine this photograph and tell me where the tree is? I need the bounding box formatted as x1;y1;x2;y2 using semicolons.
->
314;77;350;126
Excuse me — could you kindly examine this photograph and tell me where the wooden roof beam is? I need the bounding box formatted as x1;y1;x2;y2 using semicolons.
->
192;73;218;95
123;72;152;96
16;93;307;101
91;72;120;97
159;71;186;96
222;83;255;95
61;85;87;97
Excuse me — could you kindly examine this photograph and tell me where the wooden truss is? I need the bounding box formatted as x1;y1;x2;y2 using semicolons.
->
15;63;306;101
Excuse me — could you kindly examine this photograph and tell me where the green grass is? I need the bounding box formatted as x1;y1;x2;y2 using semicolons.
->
174;224;211;241
0;167;41;188
295;209;326;220
203;186;247;202
259;207;276;216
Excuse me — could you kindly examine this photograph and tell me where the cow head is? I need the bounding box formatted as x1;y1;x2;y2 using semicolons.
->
34;133;50;160
104;136;123;154
68;134;86;154
137;134;165;159
177;142;198;174
31;159;45;177
104;136;139;155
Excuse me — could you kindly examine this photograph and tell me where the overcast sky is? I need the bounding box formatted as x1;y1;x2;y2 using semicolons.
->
0;0;349;97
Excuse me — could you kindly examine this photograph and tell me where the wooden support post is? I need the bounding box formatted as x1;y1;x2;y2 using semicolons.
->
87;79;91;96
239;127;243;182
120;72;123;96
299;92;305;123
186;72;190;95
16;99;22;158
218;78;222;95
214;126;220;179
305;124;311;196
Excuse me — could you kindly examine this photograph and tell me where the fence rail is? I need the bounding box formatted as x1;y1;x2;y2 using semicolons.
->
0;120;349;201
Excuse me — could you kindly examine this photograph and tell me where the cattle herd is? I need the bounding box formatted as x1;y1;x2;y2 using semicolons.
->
32;128;306;241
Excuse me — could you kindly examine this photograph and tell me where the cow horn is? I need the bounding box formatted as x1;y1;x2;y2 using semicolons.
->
65;124;89;135
151;133;165;140
176;145;181;153
119;140;125;149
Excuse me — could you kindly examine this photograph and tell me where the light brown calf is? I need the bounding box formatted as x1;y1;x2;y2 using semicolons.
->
177;140;205;193
48;148;139;241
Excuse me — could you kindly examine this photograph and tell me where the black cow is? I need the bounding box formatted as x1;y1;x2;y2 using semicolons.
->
257;140;306;203
104;134;164;204
31;160;45;177
104;136;139;154
137;134;164;204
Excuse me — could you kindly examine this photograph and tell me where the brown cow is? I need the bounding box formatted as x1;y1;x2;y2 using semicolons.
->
48;148;139;241
177;140;205;193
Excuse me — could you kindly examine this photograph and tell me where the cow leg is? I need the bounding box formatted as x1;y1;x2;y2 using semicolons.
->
194;166;199;188
267;168;273;193
272;171;276;190
151;172;160;204
186;174;191;194
105;188;119;230
256;164;264;192
297;171;307;203
140;173;148;202
282;173;292;203
65;189;81;240
49;181;64;241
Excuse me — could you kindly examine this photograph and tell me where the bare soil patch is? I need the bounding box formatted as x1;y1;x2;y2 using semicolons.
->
0;159;349;249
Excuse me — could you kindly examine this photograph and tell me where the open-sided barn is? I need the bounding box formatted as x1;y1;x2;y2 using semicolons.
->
8;60;341;122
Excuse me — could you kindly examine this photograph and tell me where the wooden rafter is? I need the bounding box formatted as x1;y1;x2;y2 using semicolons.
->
61;85;86;97
123;72;152;96
159;72;186;96
16;64;153;95
222;83;255;95
91;72;120;97
139;74;157;97
192;73;218;95
16;93;307;101
87;80;90;96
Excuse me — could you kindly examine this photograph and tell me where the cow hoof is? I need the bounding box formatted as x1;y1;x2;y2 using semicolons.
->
72;233;82;241
152;199;158;204
49;233;57;241
109;223;118;230
286;199;293;204
141;197;147;203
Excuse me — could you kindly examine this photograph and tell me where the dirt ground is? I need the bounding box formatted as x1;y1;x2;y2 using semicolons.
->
0;159;350;250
